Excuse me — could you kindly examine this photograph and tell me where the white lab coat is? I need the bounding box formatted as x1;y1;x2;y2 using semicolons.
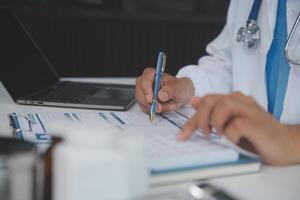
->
177;0;300;125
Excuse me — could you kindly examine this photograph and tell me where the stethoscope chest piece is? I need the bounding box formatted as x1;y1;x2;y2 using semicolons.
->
236;0;262;49
237;19;260;49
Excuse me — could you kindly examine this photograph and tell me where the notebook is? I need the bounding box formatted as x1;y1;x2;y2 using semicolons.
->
8;106;261;185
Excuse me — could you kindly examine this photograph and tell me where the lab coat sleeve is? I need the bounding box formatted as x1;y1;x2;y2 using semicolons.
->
176;0;237;97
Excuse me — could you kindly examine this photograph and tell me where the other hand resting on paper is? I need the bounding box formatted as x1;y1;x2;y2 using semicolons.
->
177;92;300;165
135;67;194;113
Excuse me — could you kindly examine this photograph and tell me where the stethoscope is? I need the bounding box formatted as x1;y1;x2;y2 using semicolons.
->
236;0;300;65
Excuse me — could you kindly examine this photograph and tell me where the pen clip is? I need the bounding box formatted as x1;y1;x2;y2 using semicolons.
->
160;52;167;73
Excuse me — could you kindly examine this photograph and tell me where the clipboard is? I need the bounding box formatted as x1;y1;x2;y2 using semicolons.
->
7;111;261;185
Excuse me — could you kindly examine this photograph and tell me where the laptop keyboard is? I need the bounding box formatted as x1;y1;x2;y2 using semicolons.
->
29;82;99;103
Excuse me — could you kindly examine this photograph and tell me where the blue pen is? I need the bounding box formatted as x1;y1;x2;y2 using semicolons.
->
149;52;167;122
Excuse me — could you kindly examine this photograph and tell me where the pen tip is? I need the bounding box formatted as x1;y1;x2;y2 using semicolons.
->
149;113;155;122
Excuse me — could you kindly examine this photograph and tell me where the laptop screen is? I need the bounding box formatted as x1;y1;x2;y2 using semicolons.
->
0;10;59;100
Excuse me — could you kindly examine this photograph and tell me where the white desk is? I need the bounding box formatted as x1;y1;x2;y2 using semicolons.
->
1;78;300;200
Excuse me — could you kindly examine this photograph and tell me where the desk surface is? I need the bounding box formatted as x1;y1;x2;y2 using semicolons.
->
1;78;300;200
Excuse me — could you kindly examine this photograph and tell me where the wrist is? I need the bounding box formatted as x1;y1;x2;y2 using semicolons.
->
284;124;300;164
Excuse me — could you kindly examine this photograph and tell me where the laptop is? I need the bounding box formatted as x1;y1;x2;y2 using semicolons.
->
0;10;136;110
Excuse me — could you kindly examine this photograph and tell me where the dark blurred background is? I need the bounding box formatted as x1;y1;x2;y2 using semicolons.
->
0;0;230;77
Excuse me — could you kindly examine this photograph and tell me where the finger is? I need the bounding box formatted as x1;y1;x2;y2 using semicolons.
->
155;102;163;113
135;84;150;106
137;97;163;114
210;93;256;134
177;113;200;141
138;103;150;113
210;97;240;134
137;68;155;104
177;95;223;141
194;95;222;134
160;73;174;87
160;101;178;112
229;92;258;117
158;83;177;102
223;118;245;144
138;99;163;113
141;77;154;104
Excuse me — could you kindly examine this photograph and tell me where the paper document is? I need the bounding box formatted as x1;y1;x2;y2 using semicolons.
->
8;108;250;171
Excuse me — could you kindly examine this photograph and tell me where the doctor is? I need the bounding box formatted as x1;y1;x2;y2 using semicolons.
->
135;0;300;165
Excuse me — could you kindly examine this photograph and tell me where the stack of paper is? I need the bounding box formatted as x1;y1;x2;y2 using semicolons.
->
8;107;260;185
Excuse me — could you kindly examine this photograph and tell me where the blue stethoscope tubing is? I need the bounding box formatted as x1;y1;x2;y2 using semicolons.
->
249;0;262;21
236;0;262;48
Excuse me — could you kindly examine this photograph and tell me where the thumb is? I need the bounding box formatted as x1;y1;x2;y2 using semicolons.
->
158;84;177;102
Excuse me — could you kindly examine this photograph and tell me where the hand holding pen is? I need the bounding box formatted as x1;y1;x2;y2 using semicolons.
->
149;52;167;122
135;52;195;120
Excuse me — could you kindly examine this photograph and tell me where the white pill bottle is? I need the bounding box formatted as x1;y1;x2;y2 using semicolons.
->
52;123;149;200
